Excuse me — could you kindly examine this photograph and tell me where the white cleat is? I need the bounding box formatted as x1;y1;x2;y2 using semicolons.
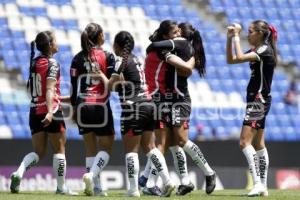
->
83;173;94;196
124;190;140;197
56;188;78;196
94;187;108;196
161;182;175;197
247;183;265;197
261;187;269;197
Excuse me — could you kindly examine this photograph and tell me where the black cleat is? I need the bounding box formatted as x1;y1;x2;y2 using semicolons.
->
142;186;162;196
10;173;21;193
138;175;148;187
176;183;195;196
205;172;216;194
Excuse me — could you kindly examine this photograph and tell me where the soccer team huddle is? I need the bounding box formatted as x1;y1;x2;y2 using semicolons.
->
9;19;277;197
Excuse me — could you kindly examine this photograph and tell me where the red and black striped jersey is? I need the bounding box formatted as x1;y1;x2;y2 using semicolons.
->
70;47;115;106
147;38;194;97
144;51;167;95
29;55;61;115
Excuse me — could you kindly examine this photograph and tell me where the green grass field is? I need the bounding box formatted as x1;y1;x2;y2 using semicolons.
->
1;190;300;200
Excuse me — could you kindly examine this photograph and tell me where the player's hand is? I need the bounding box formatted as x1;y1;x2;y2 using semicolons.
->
227;25;235;38
41;112;53;127
232;23;242;34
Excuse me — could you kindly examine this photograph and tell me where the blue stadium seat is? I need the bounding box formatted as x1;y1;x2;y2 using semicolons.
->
234;0;249;7
11;125;28;139
248;0;263;7
262;0;277;8
209;0;225;12
284;127;299;141
5;111;21;126
252;8;266;19
269;126;285;141
0;111;5;125
127;0;141;7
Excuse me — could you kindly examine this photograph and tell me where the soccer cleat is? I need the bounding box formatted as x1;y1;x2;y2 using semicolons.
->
176;182;195;196
261;188;269;197
138;175;148;187
83;173;94;196
94;187;108;196
160;182;175;197
205;172;216;194
124;190;140;197
142;186;162;196
56;188;78;195
247;183;265;197
10;172;21;193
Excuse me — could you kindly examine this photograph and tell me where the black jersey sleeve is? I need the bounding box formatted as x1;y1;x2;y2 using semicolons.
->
105;52;116;78
146;39;175;54
47;58;60;81
254;45;271;61
70;56;79;106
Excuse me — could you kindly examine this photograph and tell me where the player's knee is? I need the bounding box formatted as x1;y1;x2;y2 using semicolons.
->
142;143;156;154
99;144;113;155
239;141;247;149
35;149;47;159
53;144;65;154
157;144;166;154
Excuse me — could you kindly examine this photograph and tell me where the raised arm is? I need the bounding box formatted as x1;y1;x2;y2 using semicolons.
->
226;24;258;64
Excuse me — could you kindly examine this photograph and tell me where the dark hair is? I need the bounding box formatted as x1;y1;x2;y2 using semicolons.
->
114;31;135;69
28;31;54;89
149;20;177;42
81;23;103;56
252;20;278;64
179;22;206;77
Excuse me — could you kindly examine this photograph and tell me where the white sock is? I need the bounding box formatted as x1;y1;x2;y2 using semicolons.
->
86;157;101;190
85;157;94;173
183;140;214;176
142;158;152;178
53;153;66;190
16;152;39;178
169;145;191;185
147;148;170;185
256;148;269;188
146;168;159;188
90;151;109;178
242;145;261;185
125;153;139;191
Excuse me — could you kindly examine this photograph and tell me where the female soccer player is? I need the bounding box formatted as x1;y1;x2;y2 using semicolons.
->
69;23;115;196
98;31;175;197
226;20;277;197
147;22;217;195
10;31;77;195
140;20;195;196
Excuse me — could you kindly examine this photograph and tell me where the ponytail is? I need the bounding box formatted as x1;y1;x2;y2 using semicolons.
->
120;38;131;70
192;30;206;77
30;41;35;69
27;41;35;89
268;25;278;64
81;30;92;56
178;22;206;77
114;31;135;73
